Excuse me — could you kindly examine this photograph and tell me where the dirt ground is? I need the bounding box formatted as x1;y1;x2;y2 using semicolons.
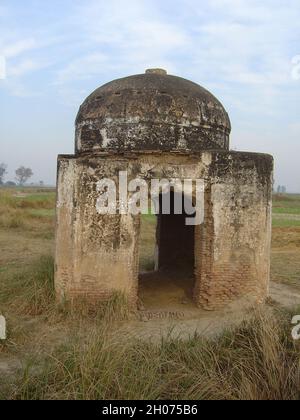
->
124;271;300;342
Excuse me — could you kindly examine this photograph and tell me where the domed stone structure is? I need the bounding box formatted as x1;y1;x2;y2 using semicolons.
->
55;70;273;311
75;69;231;153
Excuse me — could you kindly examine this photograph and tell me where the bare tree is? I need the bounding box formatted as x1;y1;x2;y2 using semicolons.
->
0;163;7;185
15;166;33;186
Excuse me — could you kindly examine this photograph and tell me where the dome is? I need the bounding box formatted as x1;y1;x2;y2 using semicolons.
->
75;69;231;154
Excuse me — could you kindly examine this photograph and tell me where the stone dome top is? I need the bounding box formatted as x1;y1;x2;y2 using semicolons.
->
75;69;231;154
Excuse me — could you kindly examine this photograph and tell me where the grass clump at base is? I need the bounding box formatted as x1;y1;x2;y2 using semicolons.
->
0;256;55;317
8;308;300;400
65;291;132;323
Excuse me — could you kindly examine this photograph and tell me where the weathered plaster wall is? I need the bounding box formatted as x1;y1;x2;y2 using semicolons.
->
195;152;273;309
55;151;273;310
55;158;140;306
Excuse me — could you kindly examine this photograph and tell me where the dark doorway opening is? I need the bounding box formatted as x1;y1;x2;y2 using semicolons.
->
139;191;196;310
156;191;195;274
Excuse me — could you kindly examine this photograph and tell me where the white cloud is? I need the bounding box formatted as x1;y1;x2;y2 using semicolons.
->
1;38;38;58
0;4;8;17
1;0;300;188
0;55;6;79
56;53;108;85
1;78;36;97
53;0;189;102
0;34;58;96
8;58;45;77
71;0;189;70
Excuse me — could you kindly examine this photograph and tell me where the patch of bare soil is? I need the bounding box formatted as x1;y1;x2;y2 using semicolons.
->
269;282;300;308
139;270;196;312
117;271;300;342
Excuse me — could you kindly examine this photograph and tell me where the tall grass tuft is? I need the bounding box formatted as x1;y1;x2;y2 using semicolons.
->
64;291;132;323
96;292;131;322
9;308;300;400
0;256;55;316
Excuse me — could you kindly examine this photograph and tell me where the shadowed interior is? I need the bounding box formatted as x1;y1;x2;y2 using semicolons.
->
157;191;195;274
139;191;196;309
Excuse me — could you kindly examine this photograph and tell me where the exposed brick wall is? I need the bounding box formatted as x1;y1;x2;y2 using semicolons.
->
193;152;273;310
194;184;215;308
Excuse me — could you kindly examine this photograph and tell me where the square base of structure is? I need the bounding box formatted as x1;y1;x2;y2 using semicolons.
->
55;150;273;311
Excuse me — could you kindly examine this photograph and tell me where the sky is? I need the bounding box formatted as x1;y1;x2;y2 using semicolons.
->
0;0;300;190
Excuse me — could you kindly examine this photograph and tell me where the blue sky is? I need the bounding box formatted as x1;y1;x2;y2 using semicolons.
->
0;0;300;190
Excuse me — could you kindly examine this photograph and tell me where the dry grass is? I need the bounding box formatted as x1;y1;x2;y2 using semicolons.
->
61;291;132;323
1;189;300;400
1;253;300;400
0;255;55;317
0;189;55;233
4;308;300;400
271;197;300;287
271;226;300;286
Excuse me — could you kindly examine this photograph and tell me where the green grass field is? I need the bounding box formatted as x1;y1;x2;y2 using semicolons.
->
272;194;300;227
0;188;300;400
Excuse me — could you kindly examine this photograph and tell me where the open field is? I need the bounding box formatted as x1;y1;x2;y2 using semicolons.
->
0;188;300;400
271;195;300;288
272;194;300;227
